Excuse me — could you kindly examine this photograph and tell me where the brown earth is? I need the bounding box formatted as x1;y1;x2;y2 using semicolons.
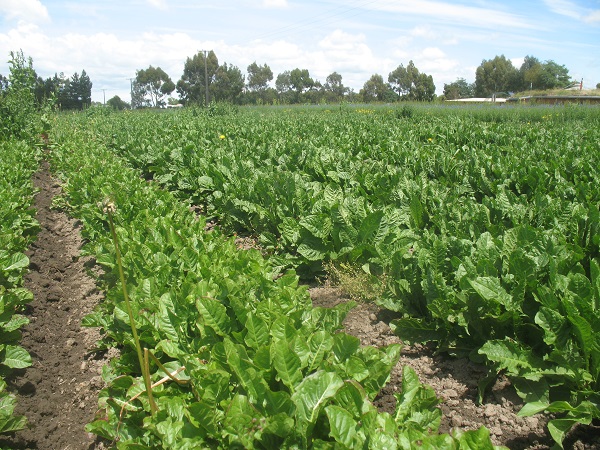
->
310;286;600;450
1;161;114;450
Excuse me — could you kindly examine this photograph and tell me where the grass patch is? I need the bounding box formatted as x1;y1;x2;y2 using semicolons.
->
325;261;387;303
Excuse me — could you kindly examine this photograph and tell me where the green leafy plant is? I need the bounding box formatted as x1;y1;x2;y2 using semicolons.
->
0;139;41;433
47;124;502;448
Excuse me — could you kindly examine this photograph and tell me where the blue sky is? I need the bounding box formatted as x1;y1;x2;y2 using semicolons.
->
1;0;599;102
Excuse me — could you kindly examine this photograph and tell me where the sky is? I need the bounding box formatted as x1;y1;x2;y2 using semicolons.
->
0;0;599;103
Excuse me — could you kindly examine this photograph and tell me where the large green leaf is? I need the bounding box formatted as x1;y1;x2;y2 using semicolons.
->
1;345;31;369
306;331;334;373
479;339;544;376
390;318;444;344
244;313;270;349
272;339;303;392
299;214;332;240
325;405;360;448
291;371;344;445
468;277;514;311
2;253;29;272
223;338;265;403
357;210;384;243
196;296;231;337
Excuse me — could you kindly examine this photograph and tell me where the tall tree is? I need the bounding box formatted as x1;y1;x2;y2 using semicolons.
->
388;61;435;101
60;70;93;109
443;78;474;99
360;74;392;102
177;50;219;105
518;56;572;90
106;95;129;111
247;62;273;91
135;65;174;107
275;70;293;103
475;55;519;97
324;72;348;102
289;68;315;103
131;80;149;108
246;61;274;104
539;60;571;89
107;95;130;110
211;62;245;103
0;50;38;140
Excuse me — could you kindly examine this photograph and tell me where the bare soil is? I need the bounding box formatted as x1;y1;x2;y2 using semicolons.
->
1;161;113;450
310;286;600;450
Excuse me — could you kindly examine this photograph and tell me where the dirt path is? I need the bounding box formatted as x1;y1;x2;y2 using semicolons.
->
310;286;600;450
1;161;113;450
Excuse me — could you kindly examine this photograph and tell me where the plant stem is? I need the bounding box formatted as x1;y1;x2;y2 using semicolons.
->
107;211;158;415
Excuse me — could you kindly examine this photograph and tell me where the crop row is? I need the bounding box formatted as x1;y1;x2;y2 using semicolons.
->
53;104;600;446
47;121;499;448
0;140;40;434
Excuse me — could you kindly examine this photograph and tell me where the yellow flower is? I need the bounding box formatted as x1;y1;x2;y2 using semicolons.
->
427;138;433;142
219;134;226;140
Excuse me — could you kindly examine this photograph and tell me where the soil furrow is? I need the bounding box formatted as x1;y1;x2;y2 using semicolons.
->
2;161;112;450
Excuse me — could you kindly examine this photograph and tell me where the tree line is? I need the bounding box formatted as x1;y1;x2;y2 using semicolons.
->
443;55;574;100
121;50;437;108
1;49;577;111
1;64;93;111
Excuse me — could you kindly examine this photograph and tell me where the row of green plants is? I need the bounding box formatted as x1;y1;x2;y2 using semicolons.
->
53;104;600;447
0;140;41;434
48;121;500;448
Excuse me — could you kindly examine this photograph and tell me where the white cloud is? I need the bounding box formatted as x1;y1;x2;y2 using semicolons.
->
364;0;537;30
543;0;600;23
584;9;600;23
543;0;583;19
410;25;437;39
511;57;525;69
421;47;445;59
0;0;49;23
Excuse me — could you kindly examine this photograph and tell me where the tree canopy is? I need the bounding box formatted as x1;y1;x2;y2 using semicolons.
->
0;50;39;140
474;55;520;97
177;50;219;106
443;78;475;100
3;48;581;111
360;74;393;102
211;63;245;103
134;66;175;108
388;61;435;101
107;95;130;110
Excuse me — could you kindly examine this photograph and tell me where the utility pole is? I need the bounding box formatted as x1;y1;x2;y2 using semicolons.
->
101;89;106;105
201;49;210;106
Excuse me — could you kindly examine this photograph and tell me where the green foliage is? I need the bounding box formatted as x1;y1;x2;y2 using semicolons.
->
46;121;501;448
475;55;520;96
134;65;175;108
0;140;41;433
443;78;475;100
0;50;39;141
176;51;219;106
360;74;394;102
52;104;600;447
107;95;130;110
388;60;436;101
